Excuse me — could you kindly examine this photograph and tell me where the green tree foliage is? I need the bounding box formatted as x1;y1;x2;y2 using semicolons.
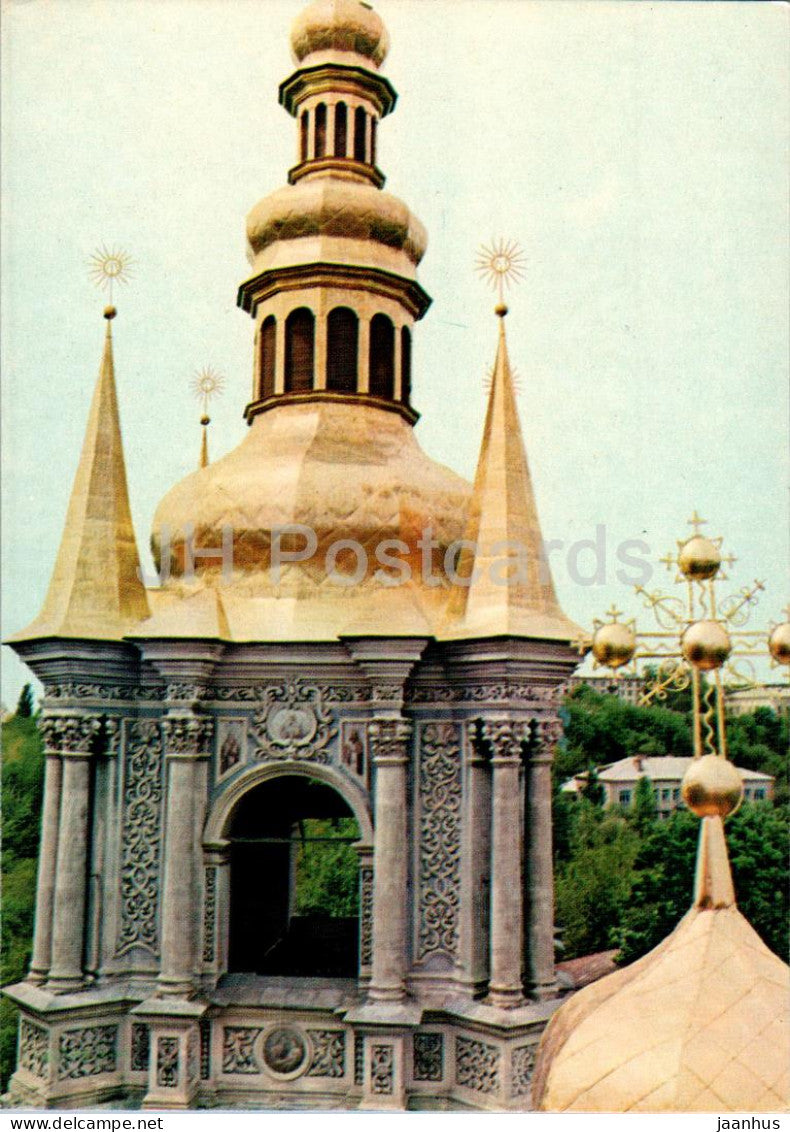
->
293;818;359;919
631;775;657;835
555;801;640;957
15;685;34;718
556;683;692;785
1;710;45;1089
616;803;789;964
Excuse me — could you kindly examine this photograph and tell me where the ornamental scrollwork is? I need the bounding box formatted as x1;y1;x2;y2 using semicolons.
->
413;1033;443;1082
19;1020;48;1079
511;1044;535;1097
43;682;165;703
306;1030;345;1078
249;681;336;763
116;721;163;957
130;1024;150;1072
417;723;461;962
359;865;374;968
408;683;558;706
156;1037;179;1088
202;867;217;964
162;716;214;755
370;1043;394;1095
455;1035;499;1094
58;1025;117;1080
222;1027;261;1075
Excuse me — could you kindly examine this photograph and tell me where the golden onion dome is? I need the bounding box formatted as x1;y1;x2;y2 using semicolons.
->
768;620;790;665
591;621;636;668
681;619;731;670
681;753;744;818
678;535;721;581
533;816;790;1112
291;0;390;69
151;399;470;607
245;178;427;275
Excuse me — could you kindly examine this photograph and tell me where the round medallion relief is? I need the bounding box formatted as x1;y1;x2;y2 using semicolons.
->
262;1027;308;1076
267;706;317;747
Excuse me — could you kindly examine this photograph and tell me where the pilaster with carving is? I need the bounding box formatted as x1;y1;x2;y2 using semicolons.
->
525;715;562;999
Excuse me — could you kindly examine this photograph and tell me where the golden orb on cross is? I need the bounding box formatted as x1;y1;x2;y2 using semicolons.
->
678;535;722;581
592;621;636;668
681;753;744;818
681;620;731;671
768;620;790;665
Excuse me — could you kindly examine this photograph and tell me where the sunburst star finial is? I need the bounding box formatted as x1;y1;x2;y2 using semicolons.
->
87;245;133;306
476;238;526;308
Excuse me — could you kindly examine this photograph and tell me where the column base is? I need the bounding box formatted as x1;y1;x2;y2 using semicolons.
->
527;980;558;1003
366;986;406;1004
486;986;526;1009
156;977;196;999
45;973;85;994
26;969;47;986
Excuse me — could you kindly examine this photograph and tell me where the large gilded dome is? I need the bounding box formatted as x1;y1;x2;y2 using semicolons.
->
532;816;790;1113
151;398;470;602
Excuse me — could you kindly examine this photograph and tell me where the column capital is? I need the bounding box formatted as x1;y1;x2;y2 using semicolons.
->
162;715;214;758
536;714;563;758
39;711;118;757
368;718;412;764
479;718;529;761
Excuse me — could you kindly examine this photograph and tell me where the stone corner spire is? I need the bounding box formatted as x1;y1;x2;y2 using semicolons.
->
442;306;581;642
13;307;150;642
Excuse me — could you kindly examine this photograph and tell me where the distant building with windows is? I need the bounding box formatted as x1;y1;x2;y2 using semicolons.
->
726;684;790;719
562;755;774;816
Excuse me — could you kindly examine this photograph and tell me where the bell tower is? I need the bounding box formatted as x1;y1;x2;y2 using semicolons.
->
239;0;430;424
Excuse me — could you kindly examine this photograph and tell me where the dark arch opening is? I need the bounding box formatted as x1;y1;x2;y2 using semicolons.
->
284;308;315;392
353;106;366;163
260;315;276;399
369;313;395;399
314;103;327;159
334;101;348;157
300;111;309;162
400;325;412;404
326;307;359;393
370;117;378;166
228;776;360;977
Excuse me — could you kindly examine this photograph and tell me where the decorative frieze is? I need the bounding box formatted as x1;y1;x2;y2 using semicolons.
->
307;1030;345;1078
417;722;461;961
250;681;337;762
58;1025;117;1080
413;1033;443;1082
202;867;217;964
18;1020;48;1079
370;1044;394;1095
43;682;164;704
156;1037;179;1088
511;1044;535;1097
455;1036;499;1095
408;683;559;706
222;1027;261;1075
130;1023;150;1073
116;721;163;957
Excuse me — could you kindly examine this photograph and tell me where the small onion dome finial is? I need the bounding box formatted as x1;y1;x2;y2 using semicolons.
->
678;535;722;581
768;620;790;664
495;303;508;318
681;619;732;671
681;753;744;819
104;305;117;320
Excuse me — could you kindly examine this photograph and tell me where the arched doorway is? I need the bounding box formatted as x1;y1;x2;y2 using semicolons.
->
227;775;361;977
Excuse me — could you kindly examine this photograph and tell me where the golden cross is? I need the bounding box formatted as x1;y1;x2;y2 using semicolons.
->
687;509;707;536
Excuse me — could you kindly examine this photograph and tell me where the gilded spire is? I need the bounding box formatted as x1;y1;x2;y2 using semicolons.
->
14;308;150;640
192;367;224;471
443;304;579;640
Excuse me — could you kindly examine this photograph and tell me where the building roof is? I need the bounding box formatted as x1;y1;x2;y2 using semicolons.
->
563;756;773;791
533;816;790;1112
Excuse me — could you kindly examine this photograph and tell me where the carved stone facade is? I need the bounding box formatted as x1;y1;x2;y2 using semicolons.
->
117;721;163;957
417;722;462;963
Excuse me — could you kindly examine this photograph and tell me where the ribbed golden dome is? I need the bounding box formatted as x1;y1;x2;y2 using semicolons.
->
151;399;470;605
246;178;427;274
533;817;789;1113
291;0;390;69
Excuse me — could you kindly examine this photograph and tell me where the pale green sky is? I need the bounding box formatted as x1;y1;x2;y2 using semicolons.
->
2;0;788;702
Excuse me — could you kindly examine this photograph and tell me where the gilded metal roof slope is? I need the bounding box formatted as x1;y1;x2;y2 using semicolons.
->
442;310;582;642
532;816;790;1112
12;311;150;641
